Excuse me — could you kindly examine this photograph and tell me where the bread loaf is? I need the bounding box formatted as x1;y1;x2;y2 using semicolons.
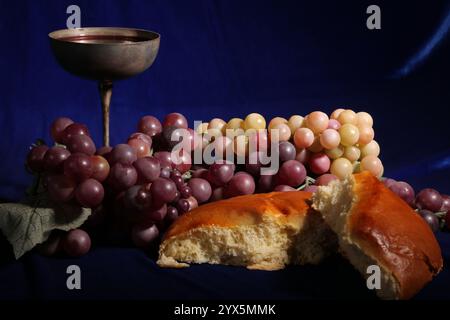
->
158;172;443;299
312;171;443;299
157;191;338;270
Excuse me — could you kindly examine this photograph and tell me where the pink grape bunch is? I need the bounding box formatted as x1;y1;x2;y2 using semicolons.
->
290;109;381;180
189;109;380;195
382;178;450;233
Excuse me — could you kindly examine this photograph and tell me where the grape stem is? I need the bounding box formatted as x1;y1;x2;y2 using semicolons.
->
414;209;447;219
296;176;316;191
434;211;447;219
182;170;193;181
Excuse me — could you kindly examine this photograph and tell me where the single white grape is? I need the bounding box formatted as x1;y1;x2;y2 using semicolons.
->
268;117;288;131
330;157;353;180
226;118;245;137
360;140;380;158
360;155;383;177
337;109;357;125
287;115;304;135
227;118;244;130
325;146;344;159
343;146;361;162
320;129;341;149
196;122;209;134
330;108;345;120
327;119;341;130
339;123;359;146
356;111;373;127
244;113;266;130
306;111;329;134
272;123;291;142
205;128;223;140
294;127;314;149
208;118;226;135
357;125;374;145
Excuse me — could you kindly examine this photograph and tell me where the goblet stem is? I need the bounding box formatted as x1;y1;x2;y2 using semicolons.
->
98;80;113;147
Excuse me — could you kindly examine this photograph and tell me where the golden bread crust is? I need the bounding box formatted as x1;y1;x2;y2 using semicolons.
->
349;172;443;299
163;191;313;240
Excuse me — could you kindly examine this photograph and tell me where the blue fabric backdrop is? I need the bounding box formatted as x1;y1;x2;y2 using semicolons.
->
0;0;449;300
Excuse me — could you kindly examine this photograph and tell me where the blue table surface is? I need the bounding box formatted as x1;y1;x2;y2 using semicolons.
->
0;232;449;300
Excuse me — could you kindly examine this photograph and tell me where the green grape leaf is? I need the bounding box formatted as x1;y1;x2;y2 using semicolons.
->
0;197;91;259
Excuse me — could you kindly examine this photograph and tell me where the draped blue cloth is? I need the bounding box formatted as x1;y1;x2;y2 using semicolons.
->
0;0;449;299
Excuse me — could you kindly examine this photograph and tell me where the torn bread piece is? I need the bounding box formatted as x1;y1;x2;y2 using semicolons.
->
312;171;443;300
157;191;337;270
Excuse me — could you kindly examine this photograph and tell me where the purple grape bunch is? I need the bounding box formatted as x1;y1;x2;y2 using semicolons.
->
382;178;450;233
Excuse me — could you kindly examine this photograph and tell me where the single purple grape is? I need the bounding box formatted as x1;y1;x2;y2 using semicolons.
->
150;178;178;207
278;141;296;162
274;185;296;192
208;162;235;186
382;177;396;189
389;181;415;207
304;185;319;193
63;229;91;257
176;198;190;213
257;174;274;193
179;185;192;198
225;172;255;197
134;156;161;183
131;223;159;248
27;145;49;173
138;116;162;137
418;210;440;233
440;194;450;213
159;167;171;179
110;144;137;165
416;188;443;212
315;174;338;186
276;160;306;187
188;178;212;204
154;151;172;169
210;187;224;202
75;179;104;208
143;204;168;222
166;206;179;223
192;168;209;179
